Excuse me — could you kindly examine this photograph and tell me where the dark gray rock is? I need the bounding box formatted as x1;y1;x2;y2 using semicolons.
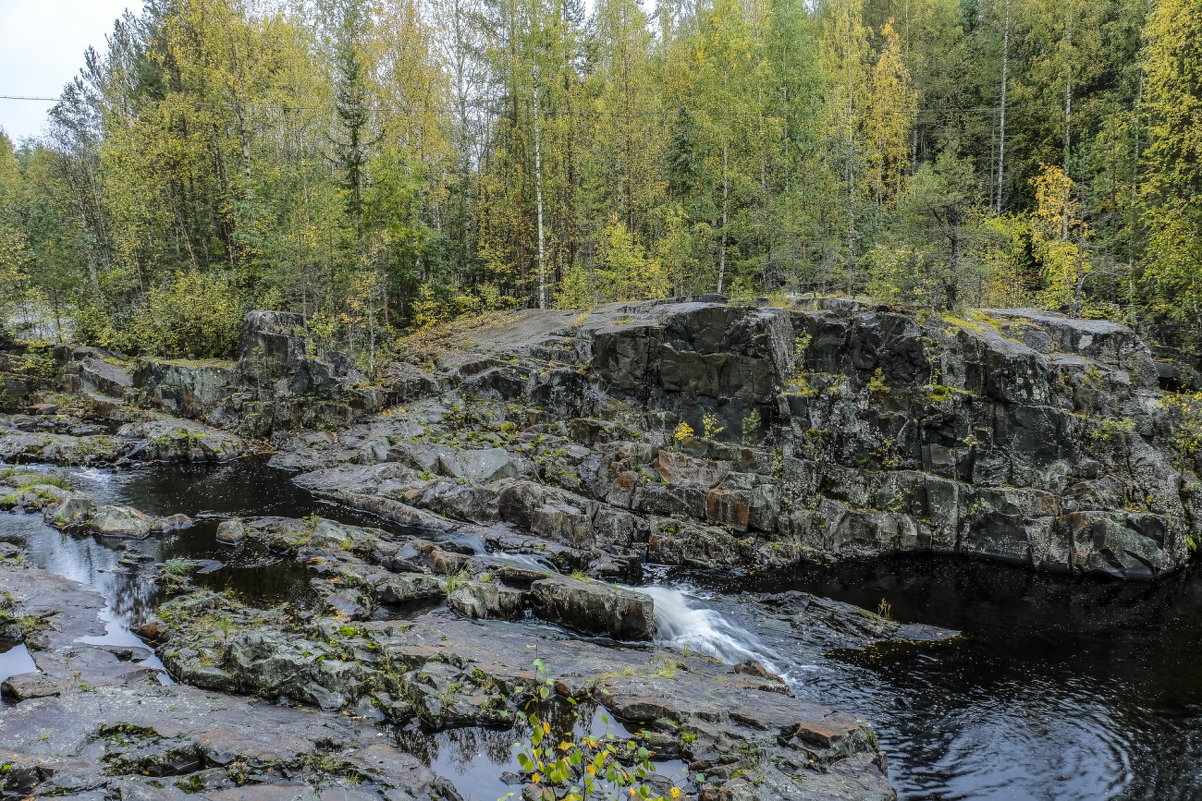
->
530;576;656;640
153;589;893;801
119;418;248;463
447;580;526;620
273;299;1199;580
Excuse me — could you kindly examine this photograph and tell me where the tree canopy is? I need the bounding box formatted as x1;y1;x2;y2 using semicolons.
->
0;0;1195;361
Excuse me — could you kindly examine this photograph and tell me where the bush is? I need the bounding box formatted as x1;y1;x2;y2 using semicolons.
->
701;412;724;439
673;421;694;442
740;410;762;444
137;270;243;359
75;270;243;359
509;659;684;800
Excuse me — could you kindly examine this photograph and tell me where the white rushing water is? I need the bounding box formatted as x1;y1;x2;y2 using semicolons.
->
641;585;783;675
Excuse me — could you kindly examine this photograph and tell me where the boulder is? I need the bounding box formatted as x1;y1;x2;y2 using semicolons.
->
447;580;526;620
89;505;153;538
151;512;193;532
374;573;447;604
215;519;246;545
42;492;97;528
529;576;656;640
119;418;247;463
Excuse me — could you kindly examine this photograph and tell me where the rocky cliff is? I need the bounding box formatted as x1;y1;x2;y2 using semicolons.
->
272;298;1201;580
6;298;1199;579
66;311;372;435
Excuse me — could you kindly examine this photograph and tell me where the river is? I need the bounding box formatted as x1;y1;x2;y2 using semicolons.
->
2;457;1201;799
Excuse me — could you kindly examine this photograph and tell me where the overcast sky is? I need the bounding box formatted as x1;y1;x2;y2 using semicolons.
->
0;0;140;143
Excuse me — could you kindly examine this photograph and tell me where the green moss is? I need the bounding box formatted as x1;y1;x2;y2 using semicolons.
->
162;558;198;577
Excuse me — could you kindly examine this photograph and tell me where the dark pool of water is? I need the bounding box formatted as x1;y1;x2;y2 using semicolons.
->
668;557;1202;801
66;458;368;522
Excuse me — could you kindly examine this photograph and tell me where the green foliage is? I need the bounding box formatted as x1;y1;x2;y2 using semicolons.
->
867;368;890;399
76;270;243;359
740;409;762;444
1162;393;1202;471
927;383;956;404
701;412;724;440
1030;165;1092;313
163;559;198;577
442;568;471;594
0;0;1188;356
1140;0;1202;324
509;661;682;801
1088;417;1136;446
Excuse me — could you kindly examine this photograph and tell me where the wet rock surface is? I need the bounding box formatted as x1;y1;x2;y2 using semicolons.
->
0;547;460;800
0;682;460;800
152;589;893;801
0;505;908;801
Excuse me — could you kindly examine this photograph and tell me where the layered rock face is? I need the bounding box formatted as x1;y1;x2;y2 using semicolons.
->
277;299;1201;580
111;311;369;435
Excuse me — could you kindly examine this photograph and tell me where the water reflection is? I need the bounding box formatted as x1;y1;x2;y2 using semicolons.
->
680;556;1202;801
0;639;36;693
394;700;685;801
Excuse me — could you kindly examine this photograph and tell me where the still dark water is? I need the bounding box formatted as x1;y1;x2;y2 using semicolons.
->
4;458;1202;800
688;559;1202;800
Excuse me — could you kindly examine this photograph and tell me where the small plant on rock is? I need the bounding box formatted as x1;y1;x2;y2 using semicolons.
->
506;660;684;801
701;412;724;439
740;410;762;444
673;421;694;443
443;568;471;594
162;558;197;577
867;368;890;398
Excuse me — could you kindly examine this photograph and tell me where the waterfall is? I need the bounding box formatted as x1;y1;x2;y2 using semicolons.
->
641;585;782;675
491;551;557;572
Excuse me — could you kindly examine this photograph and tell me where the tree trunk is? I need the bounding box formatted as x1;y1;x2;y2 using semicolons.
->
996;0;1010;214
533;82;547;310
1063;9;1074;172
717;143;729;294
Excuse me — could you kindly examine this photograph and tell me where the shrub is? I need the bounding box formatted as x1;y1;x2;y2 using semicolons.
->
867;368;890;398
75;270;243;359
137;270;243;359
740;410;762;444
701;412;724;439
509;660;684;801
673;421;694;442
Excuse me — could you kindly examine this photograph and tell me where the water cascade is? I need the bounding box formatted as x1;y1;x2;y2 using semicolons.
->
641;585;782;674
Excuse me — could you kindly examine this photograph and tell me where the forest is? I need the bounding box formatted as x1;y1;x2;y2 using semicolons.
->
0;0;1198;363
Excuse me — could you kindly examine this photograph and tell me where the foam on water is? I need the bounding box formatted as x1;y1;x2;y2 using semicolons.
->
641;585;782;674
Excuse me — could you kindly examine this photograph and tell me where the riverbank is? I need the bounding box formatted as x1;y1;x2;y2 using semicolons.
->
2;296;1201;799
